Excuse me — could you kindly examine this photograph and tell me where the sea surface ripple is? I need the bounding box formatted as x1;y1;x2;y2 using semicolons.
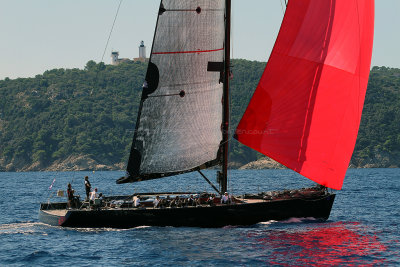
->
0;169;399;266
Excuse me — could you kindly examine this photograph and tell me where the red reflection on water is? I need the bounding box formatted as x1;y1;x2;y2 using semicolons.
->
247;222;387;266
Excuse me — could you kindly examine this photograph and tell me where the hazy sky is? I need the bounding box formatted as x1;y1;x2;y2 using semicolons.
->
0;0;399;80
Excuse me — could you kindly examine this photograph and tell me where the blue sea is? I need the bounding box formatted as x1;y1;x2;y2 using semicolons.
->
0;169;399;266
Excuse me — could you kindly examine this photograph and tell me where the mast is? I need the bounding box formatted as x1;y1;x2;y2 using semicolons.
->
221;0;231;194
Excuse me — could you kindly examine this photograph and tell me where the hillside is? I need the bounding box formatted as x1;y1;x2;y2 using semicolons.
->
352;66;400;168
0;60;399;171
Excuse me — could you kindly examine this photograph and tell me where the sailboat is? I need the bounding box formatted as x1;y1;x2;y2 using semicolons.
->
39;0;374;228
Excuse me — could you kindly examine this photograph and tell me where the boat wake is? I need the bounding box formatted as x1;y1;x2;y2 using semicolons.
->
0;222;48;235
64;225;152;233
133;225;152;229
0;222;153;234
257;217;318;227
280;217;318;223
257;220;278;226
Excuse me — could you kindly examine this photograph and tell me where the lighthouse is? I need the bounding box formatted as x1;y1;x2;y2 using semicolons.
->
139;41;146;59
111;51;119;65
112;41;147;65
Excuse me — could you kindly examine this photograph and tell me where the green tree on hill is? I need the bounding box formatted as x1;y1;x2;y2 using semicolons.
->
0;60;399;171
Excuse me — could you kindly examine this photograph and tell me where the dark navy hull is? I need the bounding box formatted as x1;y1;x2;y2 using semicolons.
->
39;194;335;228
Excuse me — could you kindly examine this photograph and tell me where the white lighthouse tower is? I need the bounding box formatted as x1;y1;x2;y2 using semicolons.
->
139;41;146;59
111;51;119;65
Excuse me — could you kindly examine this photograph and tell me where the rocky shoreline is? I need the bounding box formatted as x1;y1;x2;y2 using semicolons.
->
1;153;399;172
238;153;400;170
1;155;124;172
238;157;287;170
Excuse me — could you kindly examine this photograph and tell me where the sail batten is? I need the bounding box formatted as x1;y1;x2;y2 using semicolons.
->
235;0;374;190
120;0;226;184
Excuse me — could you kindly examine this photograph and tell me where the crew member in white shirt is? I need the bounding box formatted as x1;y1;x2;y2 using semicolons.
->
90;188;98;201
221;192;230;204
133;195;141;207
153;196;160;208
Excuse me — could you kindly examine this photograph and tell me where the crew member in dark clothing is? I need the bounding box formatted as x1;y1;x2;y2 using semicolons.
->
67;183;75;208
84;176;91;200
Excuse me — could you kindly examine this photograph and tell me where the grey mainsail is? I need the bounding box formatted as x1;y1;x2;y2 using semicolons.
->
118;0;226;183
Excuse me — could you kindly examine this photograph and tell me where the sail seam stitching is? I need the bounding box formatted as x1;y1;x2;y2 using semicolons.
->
153;48;224;55
164;9;224;12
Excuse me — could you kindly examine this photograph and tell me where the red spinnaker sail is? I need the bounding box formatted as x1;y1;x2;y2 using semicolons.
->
235;0;374;190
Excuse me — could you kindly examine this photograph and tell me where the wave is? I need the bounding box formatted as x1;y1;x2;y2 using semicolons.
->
255;217;317;227
0;222;48;235
257;220;278;225
64;225;152;232
133;225;152;229
280;217;317;223
23;250;52;261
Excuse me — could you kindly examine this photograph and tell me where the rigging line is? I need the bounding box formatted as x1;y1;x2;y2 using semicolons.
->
279;0;285;15
231;0;234;60
198;170;221;195
228;76;234;193
101;0;123;63
355;0;362;128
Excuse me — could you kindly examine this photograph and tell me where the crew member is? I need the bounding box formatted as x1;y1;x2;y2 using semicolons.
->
133;195;141;207
221;192;230;204
90;188;98;201
67;183;76;208
84;176;91;200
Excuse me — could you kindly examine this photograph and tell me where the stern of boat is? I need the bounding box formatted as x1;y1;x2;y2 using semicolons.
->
39;203;70;227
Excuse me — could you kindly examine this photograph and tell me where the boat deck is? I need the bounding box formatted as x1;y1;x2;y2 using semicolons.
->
41;199;268;214
40;187;329;213
42;209;68;216
41;197;326;213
